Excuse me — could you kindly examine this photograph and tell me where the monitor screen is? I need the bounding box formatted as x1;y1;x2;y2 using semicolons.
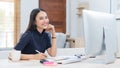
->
83;10;117;64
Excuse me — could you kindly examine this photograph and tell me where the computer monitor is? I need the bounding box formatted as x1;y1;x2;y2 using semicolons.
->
83;10;117;64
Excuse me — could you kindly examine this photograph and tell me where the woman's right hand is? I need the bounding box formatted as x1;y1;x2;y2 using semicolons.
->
34;53;47;60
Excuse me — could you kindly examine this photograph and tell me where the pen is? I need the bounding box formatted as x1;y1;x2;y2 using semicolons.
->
35;50;41;54
74;54;81;58
35;50;47;58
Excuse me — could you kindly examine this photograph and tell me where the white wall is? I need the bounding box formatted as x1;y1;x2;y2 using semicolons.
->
89;0;110;13
20;0;86;38
20;0;38;34
66;0;87;39
66;0;111;38
20;0;120;51
20;0;111;38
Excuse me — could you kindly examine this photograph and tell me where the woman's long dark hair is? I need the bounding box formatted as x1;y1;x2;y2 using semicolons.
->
25;8;46;32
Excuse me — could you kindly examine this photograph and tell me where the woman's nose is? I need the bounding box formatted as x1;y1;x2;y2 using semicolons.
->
43;19;47;24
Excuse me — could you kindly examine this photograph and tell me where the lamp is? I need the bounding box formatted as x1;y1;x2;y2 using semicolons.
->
76;2;89;16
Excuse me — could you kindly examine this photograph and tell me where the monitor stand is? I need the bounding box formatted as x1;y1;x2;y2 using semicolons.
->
100;27;116;64
88;27;116;64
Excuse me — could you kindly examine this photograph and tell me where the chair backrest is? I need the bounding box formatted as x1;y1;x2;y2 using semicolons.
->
56;32;67;48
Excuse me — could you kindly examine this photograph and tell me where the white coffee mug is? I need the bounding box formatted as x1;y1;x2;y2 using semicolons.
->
10;50;21;61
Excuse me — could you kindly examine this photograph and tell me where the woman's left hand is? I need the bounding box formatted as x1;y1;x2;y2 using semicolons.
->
46;24;56;34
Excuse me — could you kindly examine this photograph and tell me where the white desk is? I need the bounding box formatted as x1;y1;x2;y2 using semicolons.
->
1;58;120;68
1;48;120;68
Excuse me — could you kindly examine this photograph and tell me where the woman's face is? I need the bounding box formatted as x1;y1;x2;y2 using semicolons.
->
35;11;49;29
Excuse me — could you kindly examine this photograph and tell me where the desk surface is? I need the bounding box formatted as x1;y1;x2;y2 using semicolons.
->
1;59;120;68
1;48;120;68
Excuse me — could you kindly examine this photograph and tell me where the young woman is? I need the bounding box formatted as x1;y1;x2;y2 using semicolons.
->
10;8;57;60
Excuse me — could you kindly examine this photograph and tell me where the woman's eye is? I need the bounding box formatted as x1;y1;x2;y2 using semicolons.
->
39;17;43;20
45;16;48;19
39;16;48;20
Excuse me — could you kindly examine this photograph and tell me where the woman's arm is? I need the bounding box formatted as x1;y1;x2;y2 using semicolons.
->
47;24;57;57
8;51;47;60
20;53;47;60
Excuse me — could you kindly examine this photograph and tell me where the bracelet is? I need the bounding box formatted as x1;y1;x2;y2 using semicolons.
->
52;36;56;39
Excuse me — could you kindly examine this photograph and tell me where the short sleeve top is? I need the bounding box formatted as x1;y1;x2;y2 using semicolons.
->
14;30;51;54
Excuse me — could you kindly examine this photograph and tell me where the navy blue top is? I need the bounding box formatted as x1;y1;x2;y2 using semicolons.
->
14;30;51;54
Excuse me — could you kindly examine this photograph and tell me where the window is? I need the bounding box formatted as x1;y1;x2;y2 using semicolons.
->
0;0;14;48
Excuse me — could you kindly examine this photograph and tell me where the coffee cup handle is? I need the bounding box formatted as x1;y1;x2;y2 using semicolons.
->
8;52;12;60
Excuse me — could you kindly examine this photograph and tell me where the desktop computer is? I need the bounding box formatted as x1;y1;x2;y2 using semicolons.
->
83;10;117;64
